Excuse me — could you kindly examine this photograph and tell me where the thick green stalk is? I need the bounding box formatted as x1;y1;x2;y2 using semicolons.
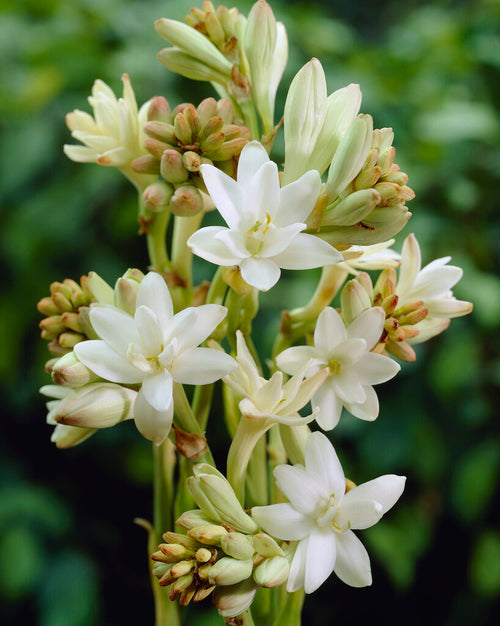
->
271;589;304;626
146;209;172;275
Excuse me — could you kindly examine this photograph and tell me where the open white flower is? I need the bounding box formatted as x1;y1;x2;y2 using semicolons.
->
397;234;473;343
64;74;151;174
276;307;400;429
252;432;406;592
187;141;343;292
74;272;237;444
224;330;328;426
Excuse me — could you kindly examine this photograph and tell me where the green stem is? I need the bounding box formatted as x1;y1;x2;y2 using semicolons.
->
289;264;348;323
205;266;228;306
239;98;260;140
146;209;172;274
191;383;214;430
171;212;204;289
271;589;304;626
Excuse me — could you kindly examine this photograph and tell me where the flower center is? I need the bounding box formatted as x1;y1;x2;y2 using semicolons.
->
328;358;341;376
127;344;164;374
316;494;338;528
245;213;272;256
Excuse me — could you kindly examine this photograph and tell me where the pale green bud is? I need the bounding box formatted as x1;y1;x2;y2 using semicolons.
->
324;114;373;202
253;555;289;588
114;268;145;315
51;351;99;387
188;464;259;534
54;383;136;429
341;279;372;325
157;48;230;85
220;533;255;560
155;19;233;77
321;188;381;227
213;578;257;619
50;423;96;449
87;271;114;304
208;557;253;586
252;533;284;558
188;524;228;546
161;149;188;184
176;509;216;531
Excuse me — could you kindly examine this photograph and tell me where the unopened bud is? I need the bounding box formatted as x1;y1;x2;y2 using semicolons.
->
51;351;99;387
170;185;204;217
322;188;380;227
144;121;177;145
208;557;253;586
220;532;255;560
252;533;284;558
130;154;161;175
143;181;174;213
253;555;289;588
161;149;188;184
147;96;171;123
341;279;372;324
188;524;228;546
114;268;145;314
176;509;215;531
50;423;96;449
213;578;257;618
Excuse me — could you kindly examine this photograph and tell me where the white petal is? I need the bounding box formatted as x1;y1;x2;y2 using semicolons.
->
89;305;138;354
162;308;199;348
346;307;385;350
412;263;463;299
136;272;173;327
141;369;173;412
331;338;367;368
253;371;283;412
333;530;372;587
353;352;400;385
272;233;343;269
260;223;306;258
277;170;322;226
305;432;346;498
313;382;343;430
274;464;327;515
314;307;347;354
426;297;472;318
407;317;450;344
173;304;228;352
188;226;242;266
237;141;271;188
333;374;366;405
246;160;280;223
75;340;142;383
63;144;98;162
240;256;281;291
251;503;312;541
201;163;243;229
342;475;406;523
171;347;236;384
304;528;337;593
215;228;250;259
135;306;164;357
397;233;421;296
345;386;379;421
335;499;383;531
287;538;308;592
133;387;173;444
276;346;319;376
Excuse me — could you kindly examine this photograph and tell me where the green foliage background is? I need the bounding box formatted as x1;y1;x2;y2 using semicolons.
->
0;0;499;624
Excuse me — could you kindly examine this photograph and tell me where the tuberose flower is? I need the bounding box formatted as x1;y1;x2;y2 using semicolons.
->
276;307;400;429
397;234;473;343
74;272;237;444
187;141;343;292
252;432;406;592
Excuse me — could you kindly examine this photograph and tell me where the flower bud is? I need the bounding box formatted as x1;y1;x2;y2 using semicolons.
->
50;423;96;449
161;149;189;184
213;578;257;619
170;185;204;217
143;181;174;213
50;351;99;387
220;533;255;561
341;279;372;324
113;268;145;314
321;188;381;227
176;509;215;531
188;525;228;546
253;555;290;588
157;48;230;85
147;96;171;123
54;382;136;429
252;533;284;558
188;464;259;534
208;557;254;586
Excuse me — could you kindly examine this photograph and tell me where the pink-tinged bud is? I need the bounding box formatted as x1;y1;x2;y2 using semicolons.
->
147;96;171;122
144;121;177;144
130;154;161;174
51;352;99;387
160;149;188;184
213;578;257;618
197;98;219;126
174;111;194;146
143;181;174;213
170;185;204;217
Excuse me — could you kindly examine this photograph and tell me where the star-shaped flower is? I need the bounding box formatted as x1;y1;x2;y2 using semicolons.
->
252;432;406;593
187;141;343;292
276;306;400;429
75;272;237;444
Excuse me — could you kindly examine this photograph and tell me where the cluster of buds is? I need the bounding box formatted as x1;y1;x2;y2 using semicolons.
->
152;463;290;617
186;1;241;63
132;97;250;217
341;270;428;362
313;125;415;247
37;277;95;360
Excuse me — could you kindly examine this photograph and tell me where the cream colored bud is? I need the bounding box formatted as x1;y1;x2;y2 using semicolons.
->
324;114;374;201
144;121;177;145
188;524;227;546
252;533;284;558
130;154;161;175
213;578;257;618
188;464;259;534
253;555;290;588
113;268;145;314
51;352;99;387
143;181;174;213
87;271;114;304
147;96;171;123
54;383;136;428
176;509;215;531
208;557;253;587
220;533;255;561
170;185;204;217
196;548;213;563
50;423;96;449
157;48;230;85
182;151;201;172
341;279;372;324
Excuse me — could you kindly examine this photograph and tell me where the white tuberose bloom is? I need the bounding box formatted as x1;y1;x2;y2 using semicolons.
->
276;307;400;430
397;234;473;343
75;272;237;444
187;141;343;292
252;432;406;592
224;330;328;426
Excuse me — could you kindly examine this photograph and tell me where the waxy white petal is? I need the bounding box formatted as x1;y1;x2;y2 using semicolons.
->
240;256;281;291
346;307;385;350
333;530;372;587
252;503;312;541
171;347;236;384
89;305;139;354
75;340;142;384
305;432;345;499
304;528;337;593
135;272;173;328
135;306;163;358
272;233;343;269
314;307;347;352
201;163;243;229
188;226;242;266
343;475;406;521
345;385;379;421
141;369;173;412
274;464;327;515
237;141;270;188
287;538;308;592
276;170;322;226
353;352;400;385
134;387;173;445
276;346;320;376
314;382;343;430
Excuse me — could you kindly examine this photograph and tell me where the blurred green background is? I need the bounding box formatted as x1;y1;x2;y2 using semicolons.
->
1;0;499;624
